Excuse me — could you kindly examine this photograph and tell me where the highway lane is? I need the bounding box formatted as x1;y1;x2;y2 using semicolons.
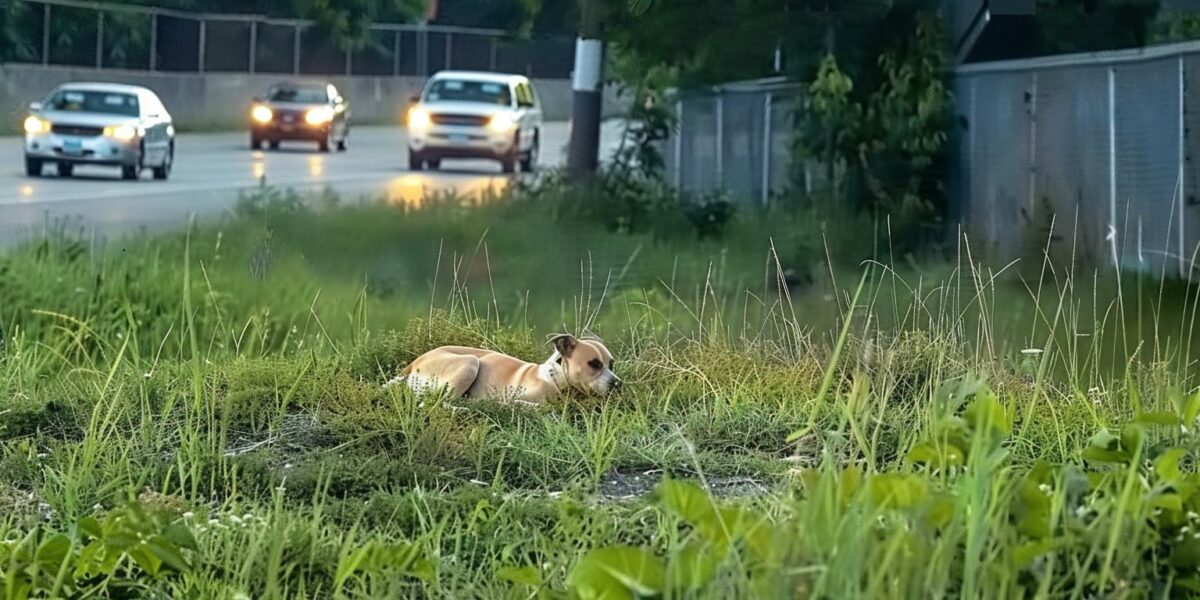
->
0;121;621;245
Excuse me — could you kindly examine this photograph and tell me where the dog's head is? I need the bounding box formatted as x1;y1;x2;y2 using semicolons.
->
549;334;621;396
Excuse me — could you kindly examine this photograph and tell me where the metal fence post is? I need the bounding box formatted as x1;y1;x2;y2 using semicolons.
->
1179;54;1187;276
1108;66;1118;266
417;25;427;76
149;13;157;71
715;92;724;187
1028;72;1038;213
445;32;453;70
248;21;257;73
489;36;498;71
96;10;104;69
393;30;401;76
42;3;50;65
761;92;772;206
674;98;683;188
197;18;206;72
345;48;352;75
293;24;302;75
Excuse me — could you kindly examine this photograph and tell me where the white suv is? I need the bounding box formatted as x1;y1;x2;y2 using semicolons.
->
406;71;542;173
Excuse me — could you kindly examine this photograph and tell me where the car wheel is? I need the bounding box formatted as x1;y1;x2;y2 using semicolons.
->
408;151;423;171
24;157;42;177
520;138;539;173
251;137;263;150
337;137;348;152
318;132;331;153
57;163;74;178
269;140;281;150
153;144;174;180
501;155;516;174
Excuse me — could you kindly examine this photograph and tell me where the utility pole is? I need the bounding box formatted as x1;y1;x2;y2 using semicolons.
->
567;0;604;180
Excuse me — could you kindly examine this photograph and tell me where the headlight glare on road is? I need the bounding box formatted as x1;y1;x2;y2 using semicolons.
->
487;114;516;133
23;115;49;134
408;107;432;130
104;124;138;141
251;105;273;123
305;107;334;126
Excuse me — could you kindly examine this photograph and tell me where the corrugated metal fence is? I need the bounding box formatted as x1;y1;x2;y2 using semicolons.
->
664;78;803;205
954;42;1200;276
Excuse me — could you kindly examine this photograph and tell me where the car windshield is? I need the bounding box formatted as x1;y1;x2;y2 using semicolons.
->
268;87;328;104
424;79;512;106
45;90;139;117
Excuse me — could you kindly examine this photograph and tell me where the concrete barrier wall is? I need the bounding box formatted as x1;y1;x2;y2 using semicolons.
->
1;63;624;132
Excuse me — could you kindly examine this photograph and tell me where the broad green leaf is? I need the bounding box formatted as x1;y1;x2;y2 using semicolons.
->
1012;539;1059;570
963;395;1010;438
77;516;102;540
1172;538;1200;569
127;544;164;577
1135;411;1181;427
497;565;543;587
869;473;928;509
162;521;198;551
146;535;190;573
1155;448;1187;485
568;546;666;599
1179;391;1200;428
35;534;71;576
657;479;719;530
335;545;374;587
668;542;722;590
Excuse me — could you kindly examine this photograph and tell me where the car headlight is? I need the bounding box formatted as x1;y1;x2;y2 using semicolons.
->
104;124;138;141
305;107;334;126
488;114;516;133
251;105;273;123
23;115;49;134
408;107;431;130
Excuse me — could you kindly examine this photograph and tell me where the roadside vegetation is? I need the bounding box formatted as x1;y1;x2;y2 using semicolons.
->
2;182;1200;597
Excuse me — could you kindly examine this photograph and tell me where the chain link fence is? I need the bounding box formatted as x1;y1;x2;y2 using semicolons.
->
954;42;1200;276
663;78;807;205
8;0;573;78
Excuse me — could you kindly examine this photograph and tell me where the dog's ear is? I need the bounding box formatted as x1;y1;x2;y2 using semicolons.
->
550;334;577;358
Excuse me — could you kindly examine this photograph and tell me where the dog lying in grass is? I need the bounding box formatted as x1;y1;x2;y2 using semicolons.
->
386;334;621;404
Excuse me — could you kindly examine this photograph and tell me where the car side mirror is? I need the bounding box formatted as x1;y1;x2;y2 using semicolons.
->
28;101;42;112
409;94;420;104
252;96;265;104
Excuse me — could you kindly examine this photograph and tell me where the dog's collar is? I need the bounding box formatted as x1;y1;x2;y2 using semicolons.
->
538;352;570;393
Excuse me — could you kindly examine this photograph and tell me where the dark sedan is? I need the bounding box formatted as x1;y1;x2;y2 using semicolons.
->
249;82;350;152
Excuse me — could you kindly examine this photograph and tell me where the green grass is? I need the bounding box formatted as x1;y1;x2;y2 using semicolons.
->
2;184;1200;598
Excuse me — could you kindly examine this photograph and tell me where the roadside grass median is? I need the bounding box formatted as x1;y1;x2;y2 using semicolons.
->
2;184;1200;597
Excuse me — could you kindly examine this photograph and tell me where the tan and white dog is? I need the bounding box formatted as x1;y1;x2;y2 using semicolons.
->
386;334;621;404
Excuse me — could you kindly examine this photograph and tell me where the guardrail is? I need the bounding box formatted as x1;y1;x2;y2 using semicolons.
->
7;0;573;78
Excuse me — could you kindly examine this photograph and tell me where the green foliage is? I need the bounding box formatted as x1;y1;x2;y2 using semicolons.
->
0;500;197;598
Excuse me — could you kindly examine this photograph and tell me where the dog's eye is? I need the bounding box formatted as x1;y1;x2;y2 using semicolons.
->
588;359;602;370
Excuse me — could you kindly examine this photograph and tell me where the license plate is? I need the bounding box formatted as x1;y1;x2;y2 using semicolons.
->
283;115;295;123
448;134;469;143
281;124;295;132
62;138;83;156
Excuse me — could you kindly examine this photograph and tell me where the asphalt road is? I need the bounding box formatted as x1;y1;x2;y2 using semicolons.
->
0;121;620;245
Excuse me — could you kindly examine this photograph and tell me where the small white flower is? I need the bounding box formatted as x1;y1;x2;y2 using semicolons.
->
1020;348;1044;355
1038;484;1052;495
182;511;194;519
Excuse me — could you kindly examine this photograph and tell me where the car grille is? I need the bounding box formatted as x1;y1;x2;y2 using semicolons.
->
431;113;489;127
274;109;306;123
51;124;104;137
